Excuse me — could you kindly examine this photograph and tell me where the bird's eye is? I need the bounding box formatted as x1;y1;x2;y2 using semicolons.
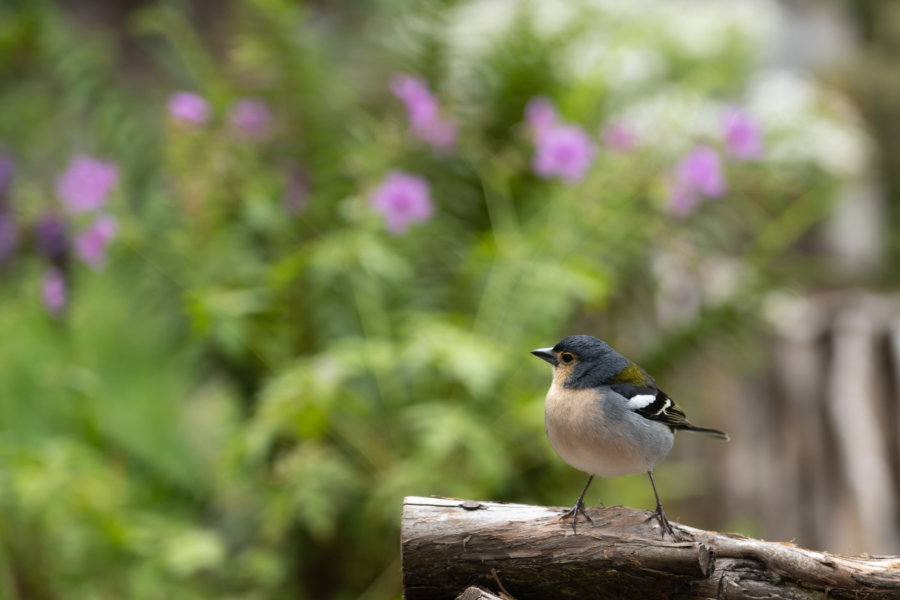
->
560;353;574;364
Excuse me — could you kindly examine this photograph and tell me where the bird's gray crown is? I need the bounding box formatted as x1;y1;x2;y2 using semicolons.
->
553;335;629;388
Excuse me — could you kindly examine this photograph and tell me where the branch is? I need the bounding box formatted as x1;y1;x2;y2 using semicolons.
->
401;496;900;600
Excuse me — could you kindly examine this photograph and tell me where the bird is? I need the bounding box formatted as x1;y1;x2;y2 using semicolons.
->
531;334;728;537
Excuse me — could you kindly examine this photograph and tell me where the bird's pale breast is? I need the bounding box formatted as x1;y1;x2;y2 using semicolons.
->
544;382;674;477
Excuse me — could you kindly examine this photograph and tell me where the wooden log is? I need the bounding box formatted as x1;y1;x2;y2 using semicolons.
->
401;496;900;600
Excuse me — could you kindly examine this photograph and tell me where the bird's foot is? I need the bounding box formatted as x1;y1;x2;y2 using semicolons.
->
559;499;593;533
645;504;681;540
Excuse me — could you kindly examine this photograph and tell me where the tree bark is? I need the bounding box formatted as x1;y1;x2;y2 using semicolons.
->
401;496;900;600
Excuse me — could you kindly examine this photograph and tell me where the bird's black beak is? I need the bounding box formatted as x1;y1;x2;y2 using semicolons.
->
531;347;557;366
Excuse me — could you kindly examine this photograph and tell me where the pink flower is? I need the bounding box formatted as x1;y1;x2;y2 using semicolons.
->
168;91;211;126
390;74;457;151
676;146;726;198
391;75;437;127
532;124;596;183
74;215;117;270
42;267;67;315
525;96;559;140
370;171;433;235
665;145;727;215
56;155;119;214
601;119;638;153
723;108;763;161
523;96;595;183
229;98;272;139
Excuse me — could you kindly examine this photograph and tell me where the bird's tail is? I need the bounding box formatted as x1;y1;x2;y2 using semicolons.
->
678;423;730;440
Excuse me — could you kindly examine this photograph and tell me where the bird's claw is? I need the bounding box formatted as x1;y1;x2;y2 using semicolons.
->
645;505;682;540
560;499;593;533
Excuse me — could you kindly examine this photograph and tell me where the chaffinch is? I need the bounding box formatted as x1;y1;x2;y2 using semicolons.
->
532;334;728;536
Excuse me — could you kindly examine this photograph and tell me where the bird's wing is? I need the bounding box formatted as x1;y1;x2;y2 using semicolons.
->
610;383;729;439
609;383;688;429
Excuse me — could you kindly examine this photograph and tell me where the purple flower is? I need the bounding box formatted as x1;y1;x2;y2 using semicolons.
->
525;96;559;140
390;74;457;151
0;153;15;197
665;146;727;215
34;214;69;264
0;211;18;263
391;75;438;128
523;96;596;183
370;171;433;235
229;98;272;139
723;108;763;161
42;267;67;316
56;155;119;214
168;91;211;126
75;214;117;270
532;124;596;183
676;146;726;197
601;119;638;153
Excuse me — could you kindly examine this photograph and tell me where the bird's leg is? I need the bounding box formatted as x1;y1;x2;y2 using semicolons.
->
645;470;677;538
559;475;594;533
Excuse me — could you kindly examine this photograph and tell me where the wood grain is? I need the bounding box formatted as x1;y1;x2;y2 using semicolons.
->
401;496;900;600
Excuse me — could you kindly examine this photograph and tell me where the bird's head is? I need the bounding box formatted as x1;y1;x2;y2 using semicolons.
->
531;334;634;388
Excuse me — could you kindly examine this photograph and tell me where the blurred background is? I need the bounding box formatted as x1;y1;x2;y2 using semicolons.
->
1;0;900;597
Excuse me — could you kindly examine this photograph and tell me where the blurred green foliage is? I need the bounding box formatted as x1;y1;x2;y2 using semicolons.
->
844;0;900;281
0;1;857;598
